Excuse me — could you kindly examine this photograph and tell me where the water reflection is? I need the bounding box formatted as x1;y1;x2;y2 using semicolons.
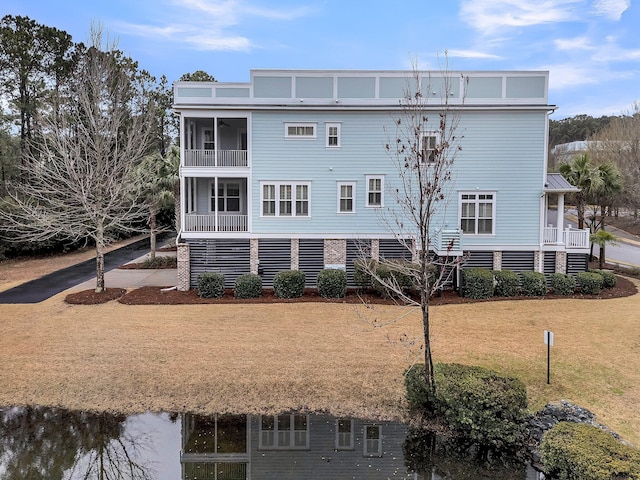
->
0;406;540;479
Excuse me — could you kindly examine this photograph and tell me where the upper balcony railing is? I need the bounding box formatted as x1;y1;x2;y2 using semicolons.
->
543;227;590;249
184;149;248;168
184;214;248;232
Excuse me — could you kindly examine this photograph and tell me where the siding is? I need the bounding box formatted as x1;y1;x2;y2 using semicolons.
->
567;253;589;274
501;251;536;273
464;251;494;269
258;239;291;287
298;239;325;286
346;239;370;285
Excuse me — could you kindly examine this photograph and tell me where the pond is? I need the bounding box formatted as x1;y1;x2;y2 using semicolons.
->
0;406;543;479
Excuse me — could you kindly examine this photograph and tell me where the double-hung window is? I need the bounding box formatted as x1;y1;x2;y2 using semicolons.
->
259;414;309;449
421;132;439;164
337;182;356;213
261;182;310;217
366;175;384;208
335;419;354;450
363;425;382;457
326;122;341;148
285;122;316;139
460;192;495;234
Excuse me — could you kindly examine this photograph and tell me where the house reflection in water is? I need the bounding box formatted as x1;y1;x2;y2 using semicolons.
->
180;413;413;479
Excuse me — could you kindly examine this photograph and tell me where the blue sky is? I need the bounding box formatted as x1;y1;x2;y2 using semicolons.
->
6;0;639;118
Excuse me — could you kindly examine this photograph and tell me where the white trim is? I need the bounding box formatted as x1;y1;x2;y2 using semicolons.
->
363;424;382;457
260;181;311;217
337;181;356;214
284;122;317;139
325;122;341;148
459;191;496;235
335;419;354;450
420;131;440;164
259;414;310;450
366;175;384;208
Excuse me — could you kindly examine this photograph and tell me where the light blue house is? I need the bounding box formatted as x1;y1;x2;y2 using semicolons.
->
172;69;589;291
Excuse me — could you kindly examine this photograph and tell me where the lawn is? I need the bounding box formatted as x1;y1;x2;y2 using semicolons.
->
0;282;639;446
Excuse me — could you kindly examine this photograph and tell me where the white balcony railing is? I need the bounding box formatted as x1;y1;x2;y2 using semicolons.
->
543;227;589;248
184;214;248;232
184;149;248;167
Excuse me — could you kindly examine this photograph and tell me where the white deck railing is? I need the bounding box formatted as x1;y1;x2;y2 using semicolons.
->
184;149;248;167
184;214;248;232
543;227;589;248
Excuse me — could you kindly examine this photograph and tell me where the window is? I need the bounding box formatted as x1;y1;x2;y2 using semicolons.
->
261;182;310;217
212;181;241;212
337;182;356;213
285;122;316;139
363;425;382;457
421;132;439;164
204;129;214;150
366;175;384;207
259;414;309;449
335;419;354;450
460;192;495;235
326;122;341;148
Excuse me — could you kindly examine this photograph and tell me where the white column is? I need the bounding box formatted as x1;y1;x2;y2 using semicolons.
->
557;194;565;244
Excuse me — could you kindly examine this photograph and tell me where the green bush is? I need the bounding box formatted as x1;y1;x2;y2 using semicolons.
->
273;270;306;298
353;258;376;287
198;272;225;298
234;273;262;299
493;270;520;297
520;271;547;296
589;269;617;288
317;268;347;298
541;422;640;480
576;272;603;295
462;268;494;299
406;363;528;449
372;259;417;297
141;256;177;269
551;273;576;295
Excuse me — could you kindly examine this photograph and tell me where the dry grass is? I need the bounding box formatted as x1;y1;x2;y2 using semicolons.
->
1;281;640;446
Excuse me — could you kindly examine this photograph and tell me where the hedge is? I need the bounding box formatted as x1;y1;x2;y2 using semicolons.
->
520;271;547;296
273;270;306;298
234;273;262;299
576;272;603;295
551;273;576;295
541;422;640;480
198;272;225;298
589;269;617;289
461;268;493;299
405;363;528;450
493;270;520;297
317;268;347;298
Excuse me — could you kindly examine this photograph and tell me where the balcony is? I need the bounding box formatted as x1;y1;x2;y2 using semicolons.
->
184;214;248;233
185;149;248;168
543;227;590;249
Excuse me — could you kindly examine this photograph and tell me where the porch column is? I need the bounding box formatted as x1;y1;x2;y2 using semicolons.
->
557;194;565;244
214;177;219;232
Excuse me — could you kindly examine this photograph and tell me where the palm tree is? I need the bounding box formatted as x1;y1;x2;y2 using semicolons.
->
559;153;603;229
590;229;618;269
135;151;178;260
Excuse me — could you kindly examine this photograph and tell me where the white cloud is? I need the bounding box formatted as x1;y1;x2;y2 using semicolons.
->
460;0;582;35
545;64;601;88
554;36;594;50
447;49;502;59
591;0;630;20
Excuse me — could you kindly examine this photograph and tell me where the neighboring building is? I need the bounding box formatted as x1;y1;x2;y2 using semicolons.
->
172;69;590;291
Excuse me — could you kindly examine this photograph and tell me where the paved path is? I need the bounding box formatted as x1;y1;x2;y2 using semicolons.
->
0;236;177;304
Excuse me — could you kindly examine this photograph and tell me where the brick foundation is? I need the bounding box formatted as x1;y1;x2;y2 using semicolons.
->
177;242;190;291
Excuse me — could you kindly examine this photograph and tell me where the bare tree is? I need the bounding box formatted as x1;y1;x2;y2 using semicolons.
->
0;26;155;292
359;65;464;395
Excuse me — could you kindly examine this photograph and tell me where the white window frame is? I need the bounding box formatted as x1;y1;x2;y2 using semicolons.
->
335;419;354;450
366;175;384;208
285;122;316;140
420;131;440;164
210;180;242;213
326;122;341;148
259;414;309;450
337;181;356;214
260;181;310;217
363;425;382;457
459;191;496;235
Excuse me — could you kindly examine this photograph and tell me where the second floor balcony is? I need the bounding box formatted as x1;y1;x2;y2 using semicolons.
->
185;149;248;167
183;116;248;168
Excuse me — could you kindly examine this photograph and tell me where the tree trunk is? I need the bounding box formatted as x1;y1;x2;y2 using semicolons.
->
95;223;105;293
421;297;435;395
149;206;157;261
599;243;606;269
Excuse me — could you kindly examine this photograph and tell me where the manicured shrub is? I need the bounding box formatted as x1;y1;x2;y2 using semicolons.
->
551;273;576;295
234;273;262;299
576;271;603;295
198;272;225;298
520;271;547;296
540;422;640;480
141;256;177;269
589;269;617;288
493;270;520;297
317;268;347;298
273;270;306;298
353;258;376;287
372;259;417;297
461;268;493;299
405;363;528;450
